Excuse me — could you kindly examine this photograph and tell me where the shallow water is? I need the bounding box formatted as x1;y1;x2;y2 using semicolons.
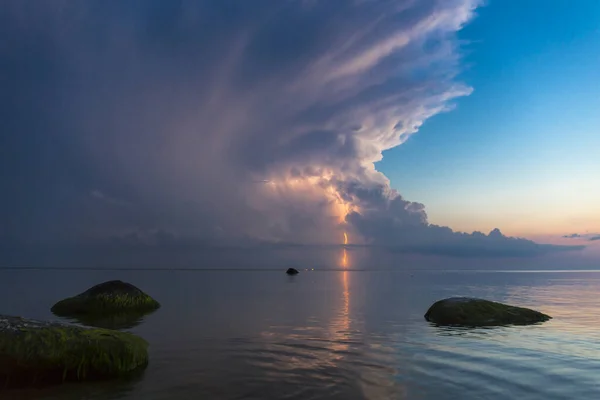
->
3;264;600;399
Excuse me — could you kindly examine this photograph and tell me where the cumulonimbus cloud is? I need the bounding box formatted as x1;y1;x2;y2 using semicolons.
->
0;0;582;257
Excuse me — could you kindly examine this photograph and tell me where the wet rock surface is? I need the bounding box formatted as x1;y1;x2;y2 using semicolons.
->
51;280;160;318
0;315;148;389
424;297;552;327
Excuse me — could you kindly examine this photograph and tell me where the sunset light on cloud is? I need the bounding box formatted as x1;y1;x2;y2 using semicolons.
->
1;0;597;264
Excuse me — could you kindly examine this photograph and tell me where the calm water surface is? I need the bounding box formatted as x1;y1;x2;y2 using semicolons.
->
2;264;600;399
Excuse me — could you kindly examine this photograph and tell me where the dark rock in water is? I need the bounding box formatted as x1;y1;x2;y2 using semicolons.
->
0;315;148;388
51;280;160;319
286;268;299;275
424;297;551;327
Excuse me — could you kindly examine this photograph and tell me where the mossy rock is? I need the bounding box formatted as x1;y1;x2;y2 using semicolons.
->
0;315;148;389
51;280;160;318
424;297;552;327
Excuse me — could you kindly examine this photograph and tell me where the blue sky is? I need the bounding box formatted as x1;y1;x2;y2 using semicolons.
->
378;0;600;237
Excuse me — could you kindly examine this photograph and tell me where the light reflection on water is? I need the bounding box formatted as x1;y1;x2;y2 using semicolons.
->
341;248;349;269
3;256;600;399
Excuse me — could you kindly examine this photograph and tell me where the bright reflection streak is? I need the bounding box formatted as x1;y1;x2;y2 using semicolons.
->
257;257;404;397
339;247;350;269
342;270;349;325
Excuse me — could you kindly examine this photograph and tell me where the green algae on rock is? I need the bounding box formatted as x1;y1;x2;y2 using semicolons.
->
0;315;148;389
424;297;552;327
51;280;160;318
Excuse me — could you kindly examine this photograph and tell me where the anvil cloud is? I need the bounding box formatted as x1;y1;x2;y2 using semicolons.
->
0;0;579;258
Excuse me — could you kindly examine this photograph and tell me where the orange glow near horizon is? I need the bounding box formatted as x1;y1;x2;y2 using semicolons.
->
426;195;600;239
343;232;348;245
340;244;350;268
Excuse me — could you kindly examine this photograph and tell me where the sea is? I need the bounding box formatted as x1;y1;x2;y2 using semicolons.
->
2;248;600;399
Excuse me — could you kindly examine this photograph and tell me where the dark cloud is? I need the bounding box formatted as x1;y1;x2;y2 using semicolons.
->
0;0;581;263
562;233;600;242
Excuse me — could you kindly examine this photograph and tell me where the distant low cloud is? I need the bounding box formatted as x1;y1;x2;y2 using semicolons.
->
0;0;580;262
562;233;600;242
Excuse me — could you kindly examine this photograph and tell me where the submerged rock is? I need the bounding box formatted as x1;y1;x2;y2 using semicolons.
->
424;297;551;327
286;268;299;275
0;315;148;388
59;309;157;331
51;280;160;318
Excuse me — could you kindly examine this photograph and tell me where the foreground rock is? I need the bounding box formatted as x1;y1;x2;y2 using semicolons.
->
0;315;148;388
51;280;160;319
424;297;551;327
286;268;299;275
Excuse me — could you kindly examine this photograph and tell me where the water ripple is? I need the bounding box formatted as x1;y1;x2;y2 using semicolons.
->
4;269;600;399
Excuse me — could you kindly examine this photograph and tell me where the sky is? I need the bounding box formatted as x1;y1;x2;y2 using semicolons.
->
0;0;598;266
378;0;600;241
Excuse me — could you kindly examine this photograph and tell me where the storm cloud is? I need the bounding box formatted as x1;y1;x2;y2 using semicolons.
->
0;0;579;259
